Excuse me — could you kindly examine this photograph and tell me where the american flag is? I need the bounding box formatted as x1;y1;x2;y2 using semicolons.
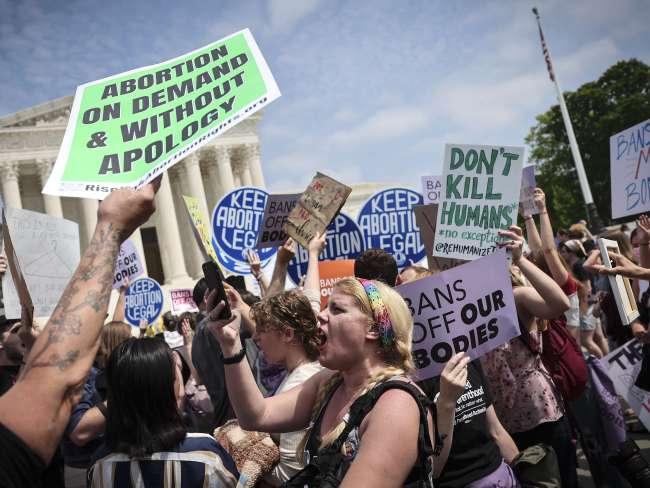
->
533;7;556;82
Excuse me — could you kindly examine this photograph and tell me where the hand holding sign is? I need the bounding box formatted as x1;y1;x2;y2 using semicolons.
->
439;352;470;407
497;226;524;264
98;179;159;240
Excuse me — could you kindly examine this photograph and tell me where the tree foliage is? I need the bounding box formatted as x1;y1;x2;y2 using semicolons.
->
526;59;650;228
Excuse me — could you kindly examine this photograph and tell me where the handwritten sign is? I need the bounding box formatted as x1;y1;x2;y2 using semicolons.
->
610;119;650;218
433;143;524;261
2;213;33;324
2;208;80;319
43;29;281;199
283;172;351;249
421;176;443;204
256;193;300;248
170;288;199;313
183;195;218;263
519;165;538;217
396;250;518;380
125;277;164;326
287;213;364;285
601;339;650;432
357;188;424;268
212;187;275;274
113;238;144;289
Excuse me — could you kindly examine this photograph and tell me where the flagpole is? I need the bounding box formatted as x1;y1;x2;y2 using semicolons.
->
532;7;605;232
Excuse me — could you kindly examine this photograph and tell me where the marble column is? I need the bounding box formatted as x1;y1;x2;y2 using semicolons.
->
0;161;22;209
233;166;243;188
239;155;253;187
128;227;148;276
244;143;266;188
154;172;190;284
79;199;98;249
36;159;63;218
171;166;204;279
215;146;235;193
183;153;210;221
202;154;221;213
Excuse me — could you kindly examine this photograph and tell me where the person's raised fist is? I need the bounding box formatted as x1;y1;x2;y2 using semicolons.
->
97;178;160;240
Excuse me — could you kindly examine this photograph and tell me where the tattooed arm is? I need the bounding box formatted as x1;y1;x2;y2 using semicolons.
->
0;182;158;464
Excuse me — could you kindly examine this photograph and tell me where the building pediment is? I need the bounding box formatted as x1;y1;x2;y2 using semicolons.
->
0;95;74;128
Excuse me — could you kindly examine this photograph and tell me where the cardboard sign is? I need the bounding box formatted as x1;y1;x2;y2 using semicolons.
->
2;208;80;319
2;213;33;324
283;172;352;249
396;250;519;380
43;29;281;199
610;119;650;219
183;195;218;263
413;204;465;271
113;238;144;289
421;176;443;204
125;277;164;326
433;144;524;260
287;213;364;285
357;188;425;268
170;288;199;313
598;238;639;325
519;165;538;217
255;193;300;248
318;260;355;309
601;339;650;432
212;187;275;274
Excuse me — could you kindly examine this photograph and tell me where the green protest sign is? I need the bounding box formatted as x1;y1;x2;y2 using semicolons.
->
432;143;524;261
44;29;280;199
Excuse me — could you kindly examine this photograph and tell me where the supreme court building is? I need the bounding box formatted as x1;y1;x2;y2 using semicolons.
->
0;95;266;288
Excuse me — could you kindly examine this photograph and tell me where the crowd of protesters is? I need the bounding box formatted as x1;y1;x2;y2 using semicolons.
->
1;180;650;488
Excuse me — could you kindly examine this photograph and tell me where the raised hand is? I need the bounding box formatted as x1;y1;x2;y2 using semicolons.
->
308;232;327;256
438;352;469;407
637;215;650;245
206;291;242;356
277;237;296;264
497;226;524;263
533;188;546;213
246;249;262;278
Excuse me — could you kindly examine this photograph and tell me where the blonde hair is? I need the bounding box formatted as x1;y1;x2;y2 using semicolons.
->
305;278;415;450
97;321;132;369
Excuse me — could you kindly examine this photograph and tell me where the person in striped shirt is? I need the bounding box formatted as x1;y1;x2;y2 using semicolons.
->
88;338;239;487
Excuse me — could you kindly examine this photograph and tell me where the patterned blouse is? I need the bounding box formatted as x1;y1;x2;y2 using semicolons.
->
480;330;564;433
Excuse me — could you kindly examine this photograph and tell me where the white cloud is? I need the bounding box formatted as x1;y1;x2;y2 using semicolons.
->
267;0;322;33
328;106;430;146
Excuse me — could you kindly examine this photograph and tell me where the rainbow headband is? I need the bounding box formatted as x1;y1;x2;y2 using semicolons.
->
356;278;395;348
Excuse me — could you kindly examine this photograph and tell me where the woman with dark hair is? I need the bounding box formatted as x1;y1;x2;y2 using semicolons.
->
88;338;238;487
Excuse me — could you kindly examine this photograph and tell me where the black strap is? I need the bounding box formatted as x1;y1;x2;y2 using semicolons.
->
330;380;438;484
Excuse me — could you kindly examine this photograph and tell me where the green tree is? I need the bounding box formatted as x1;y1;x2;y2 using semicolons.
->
526;59;650;229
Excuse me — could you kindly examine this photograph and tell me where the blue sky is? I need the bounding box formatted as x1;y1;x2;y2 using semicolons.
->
1;0;648;192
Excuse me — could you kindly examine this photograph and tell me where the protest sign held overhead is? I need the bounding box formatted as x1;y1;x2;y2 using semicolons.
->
125;277;164;326
170;288;199;314
256;193;300;248
283;172;352;249
287;213;364;284
318;259;355;310
421;176;443;204
413;204;465;272
2;208;80;319
519;165;538;216
212;186;275;274
396;250;518;380
183;195;218;263
357;188;424;268
113;238;144;289
601;339;650;432
43;29;280;199
610;119;650;219
433;143;524;261
2;213;33;324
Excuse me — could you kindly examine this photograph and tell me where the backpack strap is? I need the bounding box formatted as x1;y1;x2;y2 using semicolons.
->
330;379;439;484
